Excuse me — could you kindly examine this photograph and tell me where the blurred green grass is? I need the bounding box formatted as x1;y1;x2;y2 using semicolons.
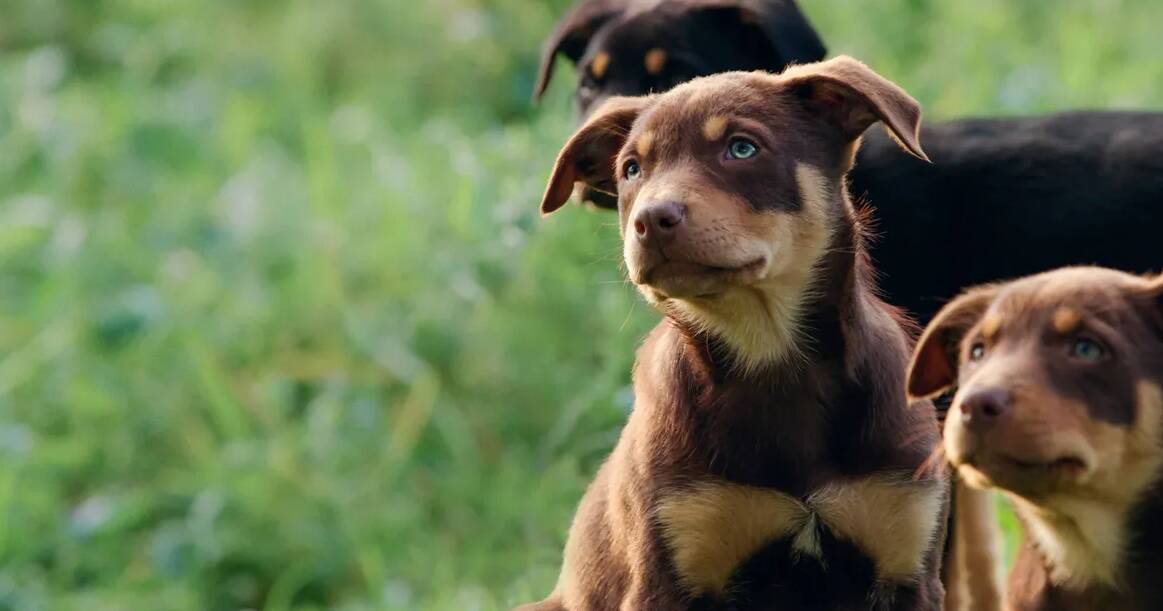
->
0;0;1160;609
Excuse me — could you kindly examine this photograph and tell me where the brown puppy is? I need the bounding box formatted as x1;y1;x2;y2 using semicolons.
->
520;56;946;610
907;267;1163;611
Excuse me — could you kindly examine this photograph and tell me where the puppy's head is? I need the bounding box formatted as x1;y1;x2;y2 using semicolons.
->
535;0;827;117
541;56;926;371
907;267;1163;503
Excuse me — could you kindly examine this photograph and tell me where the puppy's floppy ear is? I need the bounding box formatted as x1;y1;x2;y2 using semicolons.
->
782;55;928;161
534;0;625;101
541;96;648;215
1140;273;1163;327
907;286;999;401
694;0;827;68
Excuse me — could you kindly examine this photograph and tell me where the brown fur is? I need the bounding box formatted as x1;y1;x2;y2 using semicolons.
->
521;56;946;610
907;267;1163;611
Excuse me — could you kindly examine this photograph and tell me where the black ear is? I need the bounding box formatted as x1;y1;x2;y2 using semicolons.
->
734;0;827;67
540;96;650;215
534;0;626;101
907;286;999;401
687;0;826;69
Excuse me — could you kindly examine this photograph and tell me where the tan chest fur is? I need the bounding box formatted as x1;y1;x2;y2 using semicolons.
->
656;472;945;596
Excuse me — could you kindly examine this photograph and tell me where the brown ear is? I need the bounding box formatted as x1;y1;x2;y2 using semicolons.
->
906;286;999;400
540;96;649;215
782;55;928;161
534;0;625;101
1143;273;1163;326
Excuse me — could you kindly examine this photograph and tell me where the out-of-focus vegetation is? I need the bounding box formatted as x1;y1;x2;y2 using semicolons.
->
0;1;1160;609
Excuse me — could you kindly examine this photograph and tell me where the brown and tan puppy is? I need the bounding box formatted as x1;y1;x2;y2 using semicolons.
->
520;56;947;610
907;267;1163;611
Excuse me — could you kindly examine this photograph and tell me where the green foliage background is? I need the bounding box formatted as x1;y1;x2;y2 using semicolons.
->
0;0;1160;609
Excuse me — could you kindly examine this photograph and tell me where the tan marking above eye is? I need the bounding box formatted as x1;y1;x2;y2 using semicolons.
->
644;48;667;75
590;51;611;79
702;115;728;141
636;131;654;157
981;314;1002;340
1053;307;1082;334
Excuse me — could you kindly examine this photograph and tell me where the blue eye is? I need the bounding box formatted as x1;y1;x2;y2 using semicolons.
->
969;343;986;362
624;160;641;180
727;138;758;160
1070;338;1106;362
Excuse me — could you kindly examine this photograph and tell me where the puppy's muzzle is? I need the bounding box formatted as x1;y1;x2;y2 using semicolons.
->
632;201;687;249
958;387;1012;431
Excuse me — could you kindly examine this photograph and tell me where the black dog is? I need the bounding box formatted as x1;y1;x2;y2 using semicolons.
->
536;0;1163;322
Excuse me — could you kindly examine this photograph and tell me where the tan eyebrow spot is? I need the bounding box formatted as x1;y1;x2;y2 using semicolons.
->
644;48;667;75
981;314;1002;340
590;51;611;79
1053;307;1082;334
702;115;728;141
636;130;655;157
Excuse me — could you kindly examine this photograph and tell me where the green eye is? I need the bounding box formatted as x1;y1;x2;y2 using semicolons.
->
969;343;986;362
1070;338;1106;362
727;138;758;160
624;160;641;180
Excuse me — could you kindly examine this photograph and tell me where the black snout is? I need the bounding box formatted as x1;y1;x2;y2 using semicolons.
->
958;388;1012;431
632;202;687;247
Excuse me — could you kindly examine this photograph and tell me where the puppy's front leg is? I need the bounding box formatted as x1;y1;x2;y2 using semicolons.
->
871;577;944;611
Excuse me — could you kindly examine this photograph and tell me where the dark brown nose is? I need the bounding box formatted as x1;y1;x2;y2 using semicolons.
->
958;388;1012;431
632;202;686;247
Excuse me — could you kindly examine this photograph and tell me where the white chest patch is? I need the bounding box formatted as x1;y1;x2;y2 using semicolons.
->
656;473;945;595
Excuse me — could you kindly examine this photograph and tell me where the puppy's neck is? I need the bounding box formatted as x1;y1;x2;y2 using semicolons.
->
1013;494;1131;591
662;164;869;378
1012;479;1163;595
1010;381;1163;594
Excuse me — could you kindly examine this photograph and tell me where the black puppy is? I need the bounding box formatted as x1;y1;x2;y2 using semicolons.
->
536;0;1163;322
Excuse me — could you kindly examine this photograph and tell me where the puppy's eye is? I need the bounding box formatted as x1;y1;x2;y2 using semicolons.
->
1070;338;1107;362
969;343;986;362
624;160;641;180
726;138;758;160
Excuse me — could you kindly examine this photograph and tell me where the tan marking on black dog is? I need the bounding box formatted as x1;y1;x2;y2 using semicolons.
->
591;51;611;79
644;47;667;75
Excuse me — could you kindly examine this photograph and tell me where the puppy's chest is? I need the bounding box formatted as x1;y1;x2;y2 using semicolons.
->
656;473;944;597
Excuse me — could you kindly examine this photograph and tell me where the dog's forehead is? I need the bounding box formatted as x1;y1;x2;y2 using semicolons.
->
985;269;1142;332
631;73;779;138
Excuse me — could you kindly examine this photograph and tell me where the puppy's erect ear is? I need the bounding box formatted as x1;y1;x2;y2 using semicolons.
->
541;96;648;215
907;286;1000;400
782;55;928;161
694;0;827;68
534;0;625;101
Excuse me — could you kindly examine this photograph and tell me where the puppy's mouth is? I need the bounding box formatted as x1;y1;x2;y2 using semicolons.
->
636;257;767;298
993;454;1089;475
956;450;1091;492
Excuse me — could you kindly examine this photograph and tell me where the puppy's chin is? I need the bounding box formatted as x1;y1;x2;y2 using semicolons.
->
629;257;769;302
951;447;1092;499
